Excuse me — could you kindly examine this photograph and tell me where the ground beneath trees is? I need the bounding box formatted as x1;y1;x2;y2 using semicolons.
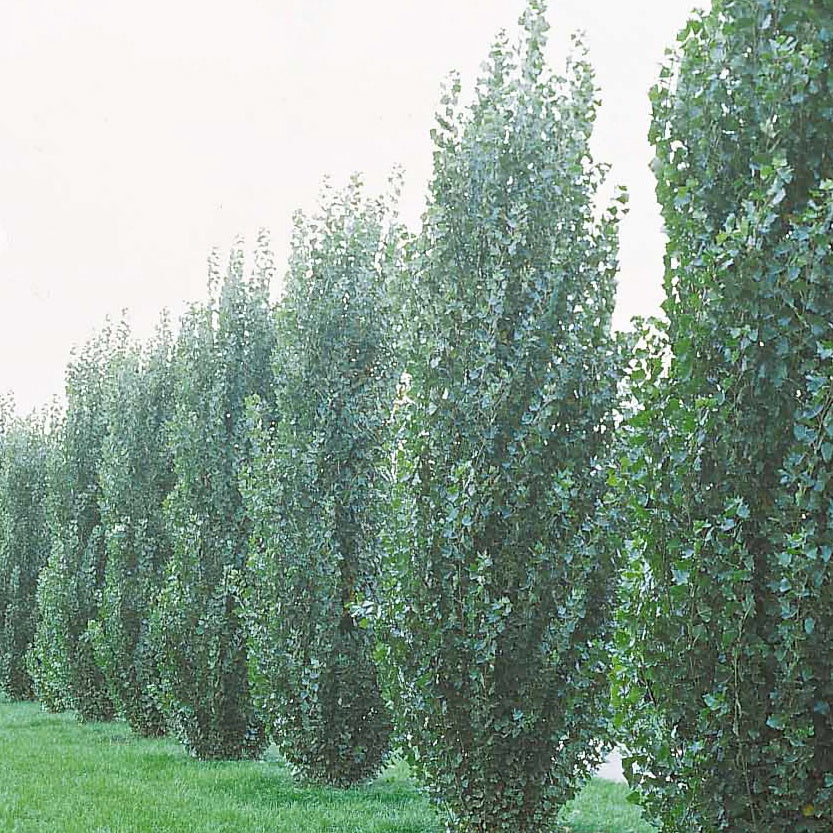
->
0;700;648;833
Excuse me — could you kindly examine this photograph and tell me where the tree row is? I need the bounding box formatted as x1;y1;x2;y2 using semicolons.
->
1;2;831;831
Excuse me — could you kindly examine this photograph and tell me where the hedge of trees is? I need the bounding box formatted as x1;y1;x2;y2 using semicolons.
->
0;2;829;832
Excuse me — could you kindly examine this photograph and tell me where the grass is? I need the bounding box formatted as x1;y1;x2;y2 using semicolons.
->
0;700;653;832
560;779;652;833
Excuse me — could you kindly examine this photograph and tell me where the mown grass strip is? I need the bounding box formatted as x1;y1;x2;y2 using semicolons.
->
0;701;651;832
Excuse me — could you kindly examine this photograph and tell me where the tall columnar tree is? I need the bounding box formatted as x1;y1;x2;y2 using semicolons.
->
29;324;127;720
616;2;833;831
380;4;624;831
152;236;275;760
0;411;53;700
243;179;400;786
91;318;175;737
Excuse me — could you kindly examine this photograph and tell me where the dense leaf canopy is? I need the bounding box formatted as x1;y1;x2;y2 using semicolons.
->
152;239;275;759
91;319;176;737
29;324;128;720
244;179;401;786
616;2;833;830
0;411;53;699
381;3;624;831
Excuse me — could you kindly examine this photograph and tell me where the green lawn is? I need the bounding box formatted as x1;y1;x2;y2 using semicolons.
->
0;701;652;832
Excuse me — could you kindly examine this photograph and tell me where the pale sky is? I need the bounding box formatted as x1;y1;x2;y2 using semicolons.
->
0;0;704;415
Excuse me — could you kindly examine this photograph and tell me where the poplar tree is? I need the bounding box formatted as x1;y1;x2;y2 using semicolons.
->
91;318;175;736
617;2;833;830
29;324;127;720
152;237;275;759
381;4;624;831
244;180;400;786
0;411;53;699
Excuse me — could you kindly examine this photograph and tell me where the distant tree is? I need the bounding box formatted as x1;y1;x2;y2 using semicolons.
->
152;236;275;759
380;3;624;831
29;324;128;720
90;317;175;736
616;2;833;831
0;411;53;699
244;179;401;786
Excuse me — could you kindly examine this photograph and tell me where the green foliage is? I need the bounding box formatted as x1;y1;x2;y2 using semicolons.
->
29;325;127;721
244;178;400;787
616;2;833;831
90;317;176;737
380;3;624;831
0;412;53;699
151;236;275;760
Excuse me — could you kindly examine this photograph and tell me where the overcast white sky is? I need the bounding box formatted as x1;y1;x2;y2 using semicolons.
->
1;0;704;415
